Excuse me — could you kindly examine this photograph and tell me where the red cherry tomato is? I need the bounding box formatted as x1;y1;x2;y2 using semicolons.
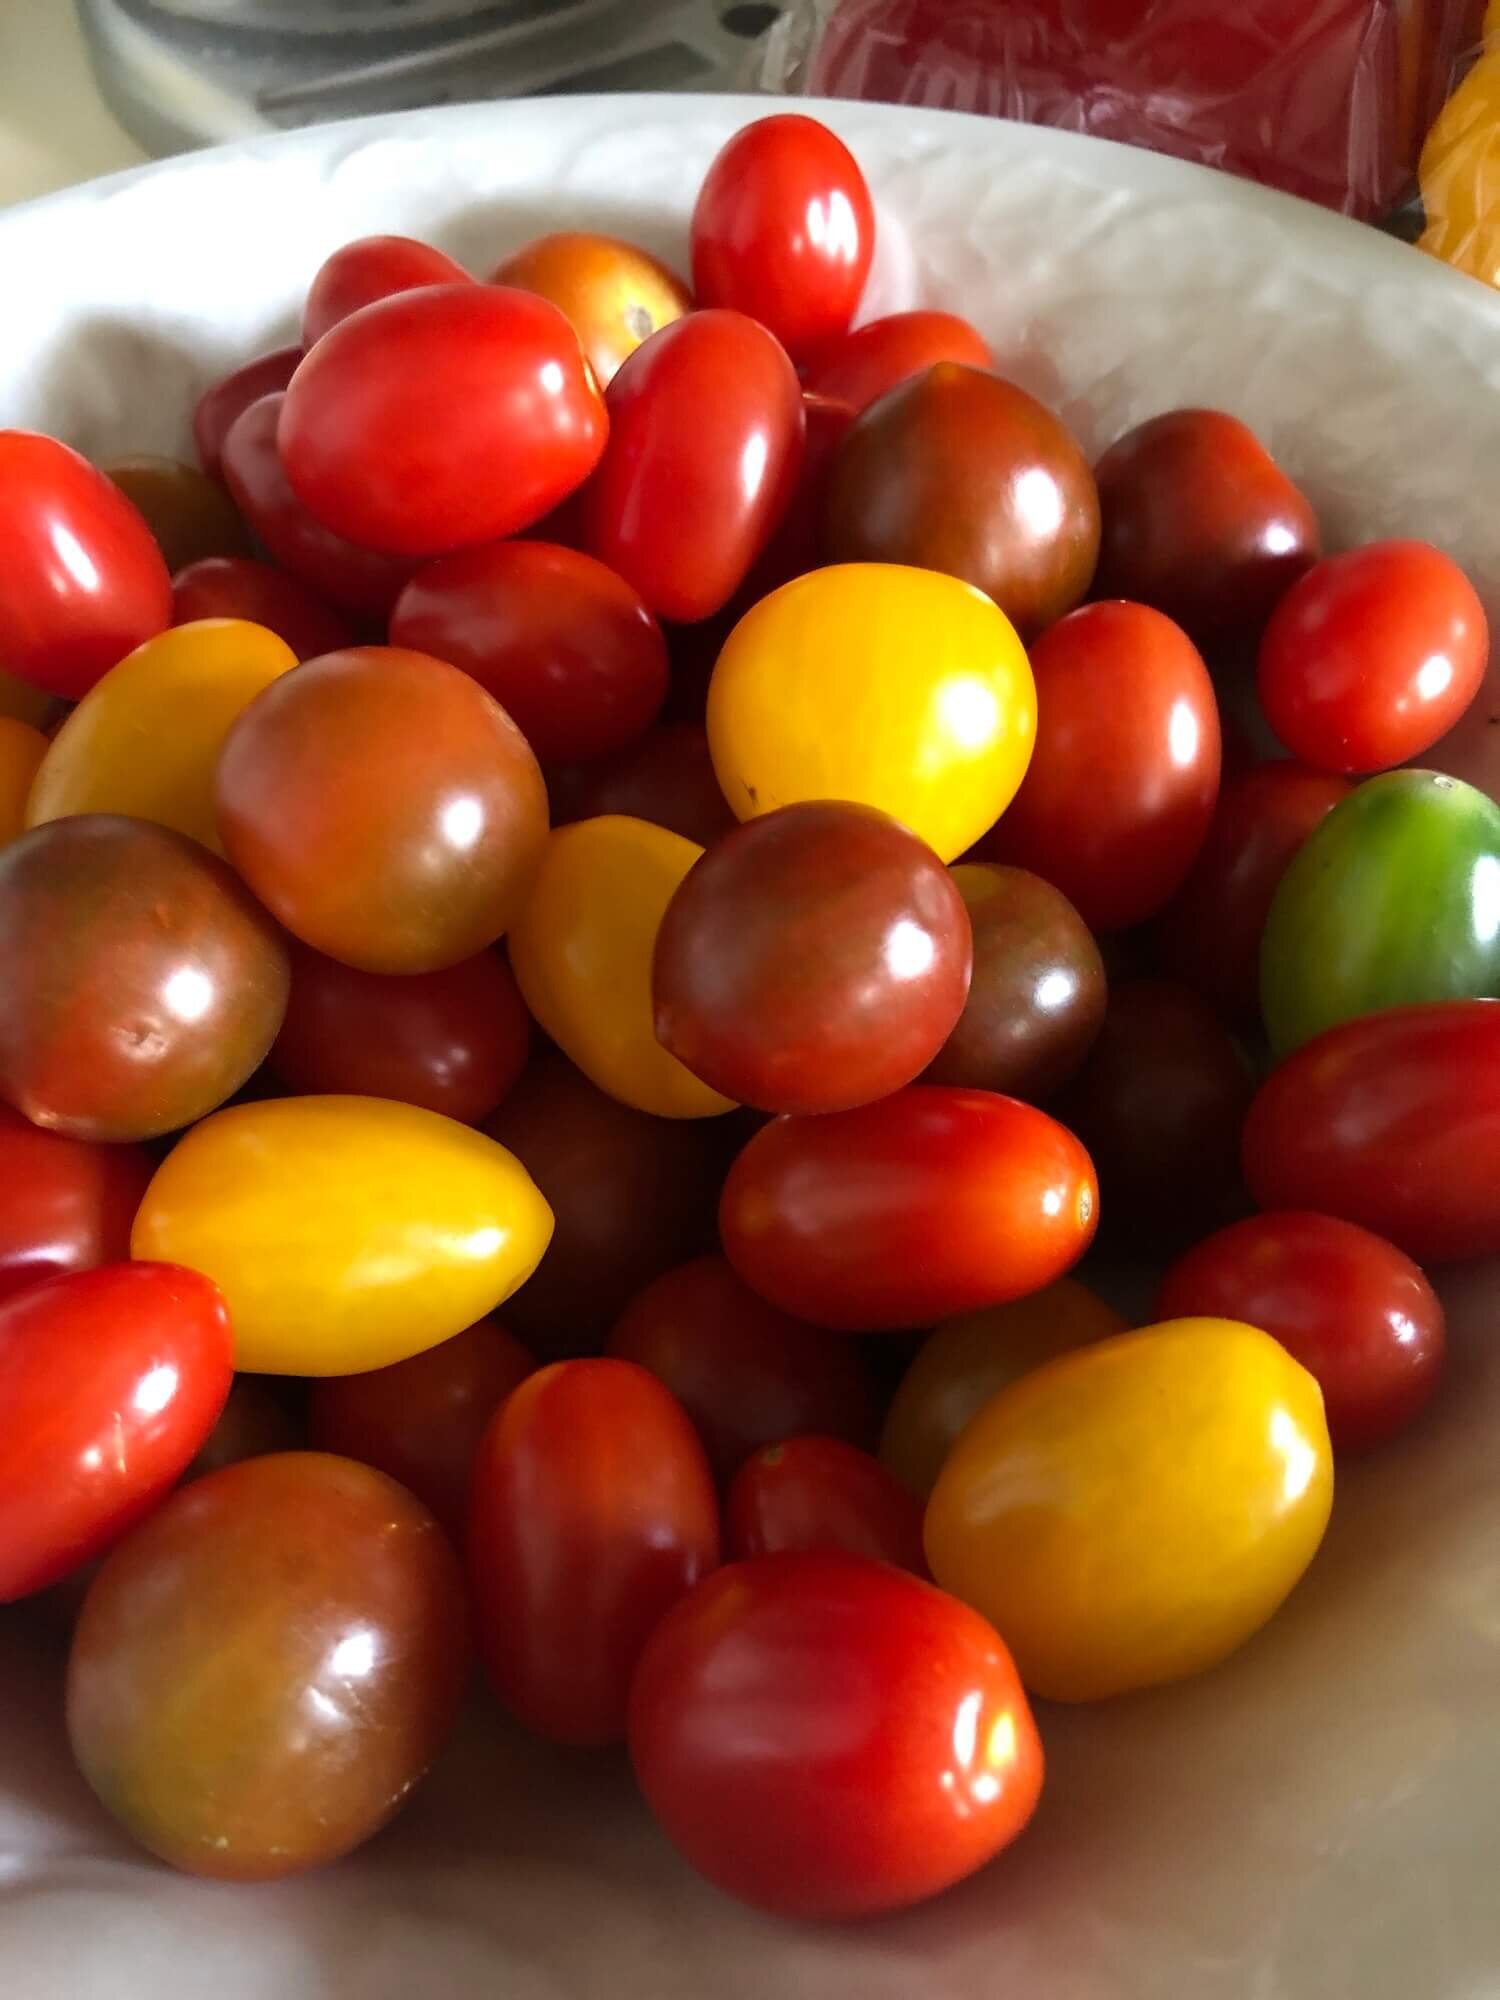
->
279;285;607;557
560;722;737;850
690;114;875;363
1257;540;1489;773
1157;1212;1444;1451
979;600;1222;931
390;540;668;764
270;943;530;1125
0;432;173;700
0;1263;232;1600
804;310;994;413
0;1104;153;1304
726;1436;926;1572
172;555;355;662
740;389;854;595
302;233;473;349
721;1085;1098;1330
581;309;805;624
629;1553;1043;1918
192;345;301;481
468;1358;719;1744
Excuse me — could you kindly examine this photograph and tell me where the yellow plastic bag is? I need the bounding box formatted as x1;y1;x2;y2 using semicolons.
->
1420;2;1500;279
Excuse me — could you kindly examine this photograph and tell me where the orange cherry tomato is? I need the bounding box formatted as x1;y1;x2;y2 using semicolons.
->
490;229;692;388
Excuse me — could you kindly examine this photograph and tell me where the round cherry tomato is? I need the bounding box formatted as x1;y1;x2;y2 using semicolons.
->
509;816;734;1119
979;600;1221;931
1155;761;1351;1021
825;364;1100;638
187;1374;304;1479
271;942;529;1124
0;431;173;700
390;540;668;764
309;1318;535;1539
926;863;1106;1099
654;800;972;1113
708;564;1036;864
192;344;301;481
804;309;993;413
0;1104;152;1303
67;1452;469;1878
216;645;548;974
302;233;473;348
561;722;737;849
690;114;874;363
0;1263;232;1600
925;1318;1333;1701
1157;1213;1444;1451
0;717;47;846
1242;1000;1500;1261
721;1085;1097;1330
1259;540;1488;773
103;456;253;572
132;1095;553;1374
581;310;804;624
490;229;692;388
606;1254;880;1485
28;618;297;853
171;555;355;661
484;1052;723;1359
726;1437;925;1573
1093;409;1320;645
629;1553;1043;1918
1260;770;1500;1055
879;1277;1128;1496
279;285;606;557
468;1358;718;1745
0;814;289;1142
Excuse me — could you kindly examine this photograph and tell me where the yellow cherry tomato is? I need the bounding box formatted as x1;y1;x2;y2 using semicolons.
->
879;1277;1127;1497
706;563;1036;863
28;619;296;853
0;718;49;846
509;814;734;1120
130;1095;553;1375
0;667;56;732
924;1317;1333;1701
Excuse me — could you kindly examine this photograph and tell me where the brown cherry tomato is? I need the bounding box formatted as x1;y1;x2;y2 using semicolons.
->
104;456;253;572
725;1436;926;1573
171;555;355;662
0;1102;153;1302
490;229;692;388
303;233;473;349
560;721;737;849
803;310;994;413
192;345;301;482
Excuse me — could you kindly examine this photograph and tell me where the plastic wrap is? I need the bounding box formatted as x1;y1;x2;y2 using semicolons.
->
1419;0;1500;277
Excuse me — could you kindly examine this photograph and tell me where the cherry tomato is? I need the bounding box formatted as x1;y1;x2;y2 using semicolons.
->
279;285;606;557
67;1452;469;1878
926;1318;1333;1701
302;233;473;348
309;1318;535;1539
0;1263;232;1600
606;1254;880;1484
561;722;737;849
690;114;874;363
1155;761;1351;1021
192;344;301;480
132;1095;553;1374
726;1437;925;1573
1157;1213;1444;1451
0;1104;152;1303
0;814;289;1143
187;1375;304;1479
739;388;854;595
28;618;297;853
390;540;668;764
581;310;804;624
271;942;529;1125
629;1553;1043;1918
804;309;993;413
879;1278;1128;1496
708;564;1036;863
1093;409;1320;645
468;1358;718;1745
979;600;1221;931
0;431;173;700
1242;1000;1500;1261
654;800;972;1113
0;717;47;846
825;364;1100;638
216;645;548;975
490;229;692;388
484;1052;723;1359
102;456;253;571
171;555;355;661
722;1085;1097;1330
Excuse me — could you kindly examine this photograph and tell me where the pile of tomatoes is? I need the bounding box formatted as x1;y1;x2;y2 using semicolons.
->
0;111;1495;1922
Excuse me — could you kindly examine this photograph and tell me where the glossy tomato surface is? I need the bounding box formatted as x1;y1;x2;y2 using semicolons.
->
562;722;737;850
804;309;993;413
302;233;473;348
103;456;253;572
67;1452;470;1878
490;229;692;387
726;1436;926;1572
192;345;301;480
0;1263;232;1600
0;718;47;846
629;1553;1043;1918
0;1104;152;1303
170;555;355;662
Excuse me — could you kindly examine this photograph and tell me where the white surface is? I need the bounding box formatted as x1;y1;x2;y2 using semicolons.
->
2;94;1499;2000
0;0;143;205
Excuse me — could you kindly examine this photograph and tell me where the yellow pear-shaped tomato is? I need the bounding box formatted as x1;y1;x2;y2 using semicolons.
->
0;718;48;845
508;815;735;1120
131;1095;553;1375
28;619;296;853
706;564;1035;862
924;1317;1333;1701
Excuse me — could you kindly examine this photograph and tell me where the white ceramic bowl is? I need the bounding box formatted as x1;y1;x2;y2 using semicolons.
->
2;95;1498;2000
